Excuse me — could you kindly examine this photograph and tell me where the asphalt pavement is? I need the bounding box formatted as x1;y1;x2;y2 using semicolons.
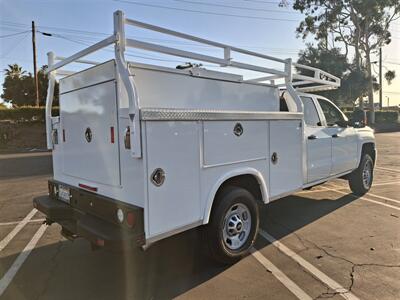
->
0;132;399;300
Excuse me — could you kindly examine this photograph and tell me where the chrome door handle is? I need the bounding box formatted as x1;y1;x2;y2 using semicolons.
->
124;126;131;149
308;135;317;140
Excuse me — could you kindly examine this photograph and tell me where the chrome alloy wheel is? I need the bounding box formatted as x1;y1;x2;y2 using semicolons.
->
222;203;252;250
362;159;373;189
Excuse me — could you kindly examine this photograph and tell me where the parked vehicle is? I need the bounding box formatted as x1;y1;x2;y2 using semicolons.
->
33;11;376;263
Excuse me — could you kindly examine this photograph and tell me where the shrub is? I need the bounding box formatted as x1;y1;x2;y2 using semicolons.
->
374;111;399;123
0;107;59;123
345;110;398;124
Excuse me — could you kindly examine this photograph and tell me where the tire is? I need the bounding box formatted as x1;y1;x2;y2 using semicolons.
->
348;154;374;196
203;186;259;264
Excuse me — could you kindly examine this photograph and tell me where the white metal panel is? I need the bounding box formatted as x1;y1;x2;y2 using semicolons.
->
145;121;201;238
123;67;280;111
328;127;359;175
203;121;268;166
269;120;303;198
60;80;120;186
304;126;332;183
117;117;146;207
59;60;115;94
305;127;332;183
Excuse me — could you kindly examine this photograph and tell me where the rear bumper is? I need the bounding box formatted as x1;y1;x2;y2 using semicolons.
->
33;181;144;250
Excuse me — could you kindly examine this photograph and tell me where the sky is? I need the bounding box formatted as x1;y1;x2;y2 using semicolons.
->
0;0;399;106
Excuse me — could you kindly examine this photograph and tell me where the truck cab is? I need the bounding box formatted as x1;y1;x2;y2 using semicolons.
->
297;93;375;186
33;10;376;264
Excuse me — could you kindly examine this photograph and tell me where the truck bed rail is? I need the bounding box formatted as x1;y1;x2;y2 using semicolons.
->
44;10;338;156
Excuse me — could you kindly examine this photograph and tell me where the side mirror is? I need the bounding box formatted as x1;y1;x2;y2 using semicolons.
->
335;120;350;128
348;118;364;128
351;109;366;128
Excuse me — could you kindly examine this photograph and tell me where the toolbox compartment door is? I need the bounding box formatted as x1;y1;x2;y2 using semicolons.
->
60;80;121;187
145;121;201;240
269;120;303;198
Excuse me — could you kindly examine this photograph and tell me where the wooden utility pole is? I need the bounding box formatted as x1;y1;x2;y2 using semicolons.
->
379;47;382;110
32;21;39;107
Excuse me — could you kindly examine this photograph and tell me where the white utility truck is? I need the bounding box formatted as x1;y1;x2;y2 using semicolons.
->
34;11;376;263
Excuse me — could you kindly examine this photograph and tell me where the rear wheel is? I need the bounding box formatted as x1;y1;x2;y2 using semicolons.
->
349;154;374;196
203;186;259;264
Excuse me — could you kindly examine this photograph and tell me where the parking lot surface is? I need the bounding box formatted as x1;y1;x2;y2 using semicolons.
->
0;132;399;300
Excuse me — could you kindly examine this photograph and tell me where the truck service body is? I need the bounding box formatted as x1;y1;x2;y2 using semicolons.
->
34;11;376;262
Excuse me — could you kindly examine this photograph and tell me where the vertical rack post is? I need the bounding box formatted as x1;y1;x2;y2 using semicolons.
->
114;10;142;158
46;51;56;149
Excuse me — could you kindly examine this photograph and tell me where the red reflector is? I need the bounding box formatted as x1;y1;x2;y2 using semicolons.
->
95;239;105;247
110;126;115;144
62;129;66;142
79;183;98;192
126;212;136;228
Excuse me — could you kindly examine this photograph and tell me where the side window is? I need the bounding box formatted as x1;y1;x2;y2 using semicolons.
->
317;99;345;126
300;96;321;126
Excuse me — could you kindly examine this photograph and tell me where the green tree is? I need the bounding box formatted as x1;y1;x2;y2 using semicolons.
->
297;44;371;107
293;0;400;117
4;64;26;78
1;64;59;107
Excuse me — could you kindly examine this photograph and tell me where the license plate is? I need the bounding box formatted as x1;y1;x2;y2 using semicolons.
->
58;185;70;204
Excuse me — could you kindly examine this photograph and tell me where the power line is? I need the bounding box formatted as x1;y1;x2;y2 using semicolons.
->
0;33;30;59
113;0;301;22
2;20;303;52
243;0;286;4
0;30;30;39
172;0;298;14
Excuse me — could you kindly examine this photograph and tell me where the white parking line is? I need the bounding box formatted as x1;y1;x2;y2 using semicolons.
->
321;187;400;211
365;192;400;205
0;219;45;227
371;181;400;187
297;181;400;196
0;209;37;252
376;166;400;173
250;248;312;300
0;224;47;296
259;229;360;300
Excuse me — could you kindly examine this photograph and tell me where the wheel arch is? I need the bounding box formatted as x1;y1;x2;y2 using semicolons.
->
358;142;376;167
202;168;268;225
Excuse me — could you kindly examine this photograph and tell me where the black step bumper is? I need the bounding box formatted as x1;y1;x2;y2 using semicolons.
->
33;181;144;250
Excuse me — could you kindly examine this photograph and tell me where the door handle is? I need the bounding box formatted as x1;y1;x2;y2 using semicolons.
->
332;133;339;138
308;135;317;140
124;126;131;149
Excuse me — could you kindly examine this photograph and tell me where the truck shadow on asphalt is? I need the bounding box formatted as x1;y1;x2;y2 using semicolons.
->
1;192;359;300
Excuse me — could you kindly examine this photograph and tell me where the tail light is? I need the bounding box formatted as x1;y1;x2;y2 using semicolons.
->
126;211;136;228
95;238;105;247
110;126;115;144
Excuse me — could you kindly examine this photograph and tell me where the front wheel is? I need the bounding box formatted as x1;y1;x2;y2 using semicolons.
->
203;186;259;264
348;154;374;196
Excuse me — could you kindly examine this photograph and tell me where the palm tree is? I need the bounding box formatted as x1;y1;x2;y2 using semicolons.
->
4;64;26;79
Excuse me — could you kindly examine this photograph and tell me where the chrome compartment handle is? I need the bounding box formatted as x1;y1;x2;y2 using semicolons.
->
124;126;131;149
